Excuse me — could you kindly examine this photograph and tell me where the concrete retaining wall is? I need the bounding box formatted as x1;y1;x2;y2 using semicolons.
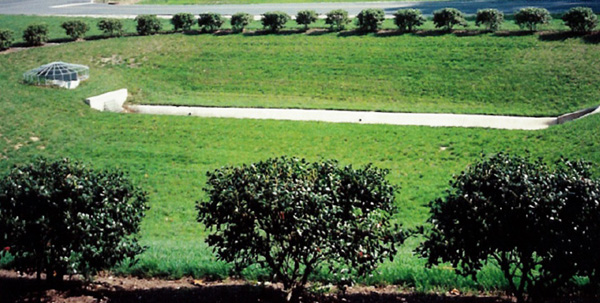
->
86;89;127;112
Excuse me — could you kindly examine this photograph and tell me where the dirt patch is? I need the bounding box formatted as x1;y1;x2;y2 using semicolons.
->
0;270;515;303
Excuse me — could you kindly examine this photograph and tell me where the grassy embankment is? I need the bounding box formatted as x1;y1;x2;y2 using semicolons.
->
0;15;599;293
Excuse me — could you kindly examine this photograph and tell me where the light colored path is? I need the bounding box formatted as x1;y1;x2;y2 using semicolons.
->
0;0;598;17
128;105;600;130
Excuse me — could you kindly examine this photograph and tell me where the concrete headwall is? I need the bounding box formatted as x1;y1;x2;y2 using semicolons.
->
86;89;127;112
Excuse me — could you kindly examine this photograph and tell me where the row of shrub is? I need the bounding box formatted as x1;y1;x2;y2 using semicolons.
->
2;154;600;302
0;6;597;50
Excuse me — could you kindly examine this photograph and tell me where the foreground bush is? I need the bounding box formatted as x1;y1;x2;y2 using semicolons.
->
515;7;551;31
418;153;600;303
325;9;350;31
393;9;425;32
231;12;252;32
261;11;290;32
97;19;123;37
61;20;89;40
295;10;318;30
198;13;225;32
198;157;402;301
0;158;148;281
475;8;504;31
135;14;162;35
562;7;598;33
433;8;467;31
0;29;13;50
171;12;195;31
356;8;385;32
23;23;49;46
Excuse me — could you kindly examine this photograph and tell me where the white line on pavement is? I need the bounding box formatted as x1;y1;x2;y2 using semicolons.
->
50;1;93;9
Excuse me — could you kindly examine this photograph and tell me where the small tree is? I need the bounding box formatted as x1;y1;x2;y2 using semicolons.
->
417;153;600;303
0;158;148;282
0;29;13;51
295;10;318;30
261;11;290;33
231;12;253;32
97;19;123;37
198;157;402;302
61;20;89;41
23;23;49;46
475;9;504;31
198;13;225;32
171;12;195;31
432;8;467;31
514;7;551;32
135;14;162;35
562;7;598;33
393;9;425;32
325;9;351;31
356;8;385;33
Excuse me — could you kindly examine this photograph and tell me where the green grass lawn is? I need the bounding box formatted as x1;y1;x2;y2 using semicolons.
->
2;15;598;117
1;15;600;293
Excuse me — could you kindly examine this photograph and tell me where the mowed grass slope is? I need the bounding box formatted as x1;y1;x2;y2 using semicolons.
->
2;15;599;116
0;18;599;291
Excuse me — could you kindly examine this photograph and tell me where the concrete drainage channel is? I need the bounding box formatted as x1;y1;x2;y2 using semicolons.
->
86;89;600;131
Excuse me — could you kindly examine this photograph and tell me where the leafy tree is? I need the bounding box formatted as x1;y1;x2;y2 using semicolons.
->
135;14;162;35
295;10;318;30
231;12;253;32
475;8;504;31
514;7;551;31
562;7;598;33
23;23;49;46
261;11;290;33
417;153;600;303
325;9;351;31
97;19;123;37
356;8;385;33
61;20;89;40
432;8;467;31
0;29;13;51
0;158;148;282
393;9;425;32
198;13;225;32
171;12;195;31
198;157;402;302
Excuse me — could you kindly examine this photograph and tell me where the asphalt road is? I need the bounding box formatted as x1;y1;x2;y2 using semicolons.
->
0;0;598;17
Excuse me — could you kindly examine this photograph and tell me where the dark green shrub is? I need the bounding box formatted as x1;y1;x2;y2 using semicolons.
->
393;9;425;32
231;12;253;32
475;8;504;31
296;10;318;30
356;8;385;32
0;29;13;50
514;7;551;31
97;19;123;37
432;8;467;31
135;14;162;35
171;12;195;31
198;157;402;301
325;9;351;31
23;23;49;46
61;20;89;40
261;11;290;32
417;153;600;303
198;13;225;32
0;158;148;281
562;7;598;33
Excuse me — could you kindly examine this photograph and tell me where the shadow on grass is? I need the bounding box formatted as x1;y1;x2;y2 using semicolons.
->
0;274;520;303
493;30;535;37
243;29;305;36
583;31;600;44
